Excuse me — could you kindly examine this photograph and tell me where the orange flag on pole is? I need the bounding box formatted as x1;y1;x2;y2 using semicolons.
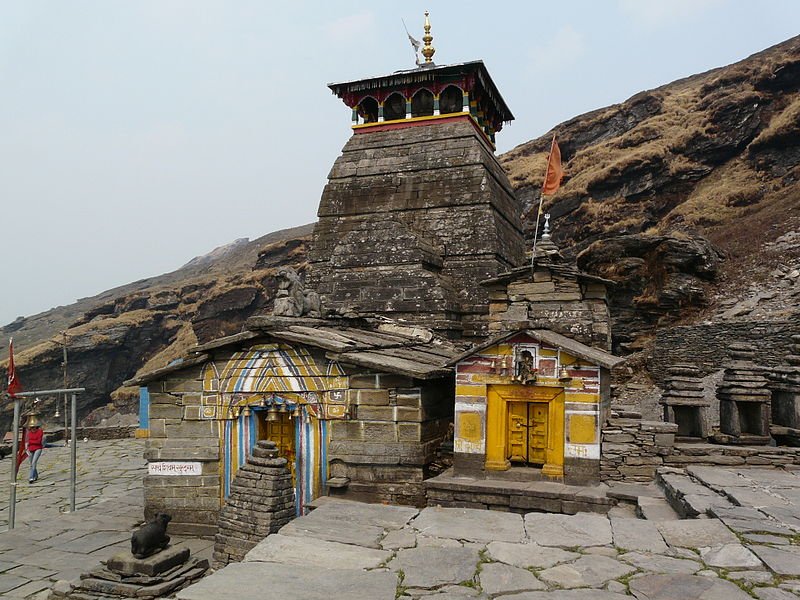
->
541;134;563;196
7;338;22;398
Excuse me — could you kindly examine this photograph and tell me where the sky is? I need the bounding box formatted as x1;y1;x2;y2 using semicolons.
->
1;1;799;325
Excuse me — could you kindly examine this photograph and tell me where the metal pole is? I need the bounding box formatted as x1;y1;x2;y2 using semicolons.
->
8;398;20;530
70;393;77;512
63;332;68;447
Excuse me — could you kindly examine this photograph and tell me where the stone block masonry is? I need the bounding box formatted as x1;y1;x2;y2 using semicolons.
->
328;373;453;506
143;365;221;537
308;119;526;339
600;419;677;482
652;320;800;385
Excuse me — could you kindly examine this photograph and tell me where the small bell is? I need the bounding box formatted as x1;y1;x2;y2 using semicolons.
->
25;413;41;428
558;367;571;383
279;402;288;413
232;406;241;419
54;406;60;419
242;405;252;418
292;404;301;419
266;405;279;421
259;397;267;408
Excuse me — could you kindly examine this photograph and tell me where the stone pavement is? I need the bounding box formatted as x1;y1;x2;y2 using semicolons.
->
179;466;800;600
0;439;213;598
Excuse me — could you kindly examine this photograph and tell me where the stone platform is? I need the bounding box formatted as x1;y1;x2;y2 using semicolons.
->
176;492;800;600
424;469;616;514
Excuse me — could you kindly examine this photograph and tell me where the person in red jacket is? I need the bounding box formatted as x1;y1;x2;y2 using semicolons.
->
25;423;44;484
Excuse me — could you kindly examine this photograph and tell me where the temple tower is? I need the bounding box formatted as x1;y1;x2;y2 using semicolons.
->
307;15;526;339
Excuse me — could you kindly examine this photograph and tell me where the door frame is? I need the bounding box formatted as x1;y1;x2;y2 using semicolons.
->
486;384;565;477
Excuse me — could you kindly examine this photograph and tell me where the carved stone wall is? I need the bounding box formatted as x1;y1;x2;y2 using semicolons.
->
308;119;526;339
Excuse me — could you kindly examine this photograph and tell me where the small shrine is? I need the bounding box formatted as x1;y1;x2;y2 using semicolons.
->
447;226;624;485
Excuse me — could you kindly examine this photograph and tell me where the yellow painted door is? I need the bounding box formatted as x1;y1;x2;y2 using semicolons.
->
529;403;548;465
265;413;296;479
508;402;528;462
506;402;548;466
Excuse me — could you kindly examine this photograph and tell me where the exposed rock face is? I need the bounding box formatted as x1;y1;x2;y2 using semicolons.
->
307;119;526;339
576;232;721;351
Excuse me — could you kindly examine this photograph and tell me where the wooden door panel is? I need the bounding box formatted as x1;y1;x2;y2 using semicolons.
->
529;403;548;464
507;402;528;462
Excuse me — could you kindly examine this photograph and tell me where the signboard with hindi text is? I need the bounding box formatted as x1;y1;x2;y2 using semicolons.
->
148;461;202;476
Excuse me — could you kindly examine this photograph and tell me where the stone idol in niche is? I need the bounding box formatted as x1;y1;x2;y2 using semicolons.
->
130;512;171;559
513;349;538;384
272;266;321;318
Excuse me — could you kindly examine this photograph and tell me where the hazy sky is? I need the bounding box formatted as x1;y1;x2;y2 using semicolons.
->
2;1;799;325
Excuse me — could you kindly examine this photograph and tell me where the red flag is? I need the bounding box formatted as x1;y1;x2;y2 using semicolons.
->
15;429;28;476
7;338;22;398
541;134;564;196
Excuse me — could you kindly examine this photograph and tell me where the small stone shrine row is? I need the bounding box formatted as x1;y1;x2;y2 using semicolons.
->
212;439;295;568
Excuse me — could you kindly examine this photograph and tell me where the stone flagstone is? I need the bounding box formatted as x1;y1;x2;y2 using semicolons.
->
486;541;580;569
538;555;635;589
411;507;525;543
750;545;800;576
389;546;481;589
656;518;737;548
620;551;703;574
175;562;397;600
629;573;754;600
478;562;546;596
244;533;391;570
496;589;631;599
525;513;612;547
610;517;669;553
279;514;385;549
699;543;763;570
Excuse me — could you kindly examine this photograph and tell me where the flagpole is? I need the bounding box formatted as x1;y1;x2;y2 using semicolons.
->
8;396;20;530
531;195;545;268
532;133;557;269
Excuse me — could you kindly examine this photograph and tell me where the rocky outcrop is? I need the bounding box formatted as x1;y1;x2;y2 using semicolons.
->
576;232;721;351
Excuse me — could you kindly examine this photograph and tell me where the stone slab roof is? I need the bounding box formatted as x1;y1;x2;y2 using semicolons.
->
447;328;625;370
248;316;460;380
128;317;461;385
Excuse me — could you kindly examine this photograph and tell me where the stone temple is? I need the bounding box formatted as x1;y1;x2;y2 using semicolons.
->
308;55;524;339
128;17;625;535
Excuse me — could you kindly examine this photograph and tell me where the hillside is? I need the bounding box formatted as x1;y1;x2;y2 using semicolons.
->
0;224;313;431
2;35;799;430
501;35;800;350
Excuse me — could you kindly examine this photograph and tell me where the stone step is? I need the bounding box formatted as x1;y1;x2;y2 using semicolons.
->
656;471;734;518
636;496;681;521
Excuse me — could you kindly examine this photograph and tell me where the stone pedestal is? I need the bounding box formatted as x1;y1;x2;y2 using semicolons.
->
713;344;772;445
48;545;208;600
769;334;800;445
660;364;710;440
213;439;295;568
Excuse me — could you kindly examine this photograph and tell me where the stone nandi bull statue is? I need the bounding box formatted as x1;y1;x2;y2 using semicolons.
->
272;267;321;317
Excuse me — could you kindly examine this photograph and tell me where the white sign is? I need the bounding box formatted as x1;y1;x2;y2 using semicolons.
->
148;461;202;476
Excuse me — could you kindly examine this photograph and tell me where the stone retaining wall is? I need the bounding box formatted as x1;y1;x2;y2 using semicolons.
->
651;320;799;385
666;443;800;467
48;425;137;442
600;419;677;482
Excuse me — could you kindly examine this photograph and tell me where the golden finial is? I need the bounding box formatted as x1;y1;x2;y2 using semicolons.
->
422;11;435;64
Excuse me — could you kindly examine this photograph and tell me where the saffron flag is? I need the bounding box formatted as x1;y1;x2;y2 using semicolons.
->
7;338;22;398
541;134;564;196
